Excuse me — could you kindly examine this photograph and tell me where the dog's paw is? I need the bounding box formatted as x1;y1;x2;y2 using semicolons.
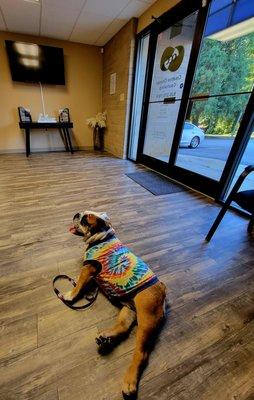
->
95;335;115;355
64;290;75;302
122;381;137;400
122;373;138;400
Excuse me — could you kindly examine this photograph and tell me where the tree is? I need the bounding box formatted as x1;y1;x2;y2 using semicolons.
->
189;32;254;135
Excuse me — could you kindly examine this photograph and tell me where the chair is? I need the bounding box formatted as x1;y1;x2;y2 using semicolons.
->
206;165;254;241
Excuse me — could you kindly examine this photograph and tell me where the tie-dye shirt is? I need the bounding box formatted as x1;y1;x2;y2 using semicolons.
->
85;237;158;298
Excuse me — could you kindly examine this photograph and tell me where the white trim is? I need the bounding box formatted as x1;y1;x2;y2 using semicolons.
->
208;17;254;41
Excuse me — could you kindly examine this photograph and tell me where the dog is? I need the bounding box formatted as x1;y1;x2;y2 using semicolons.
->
66;211;167;399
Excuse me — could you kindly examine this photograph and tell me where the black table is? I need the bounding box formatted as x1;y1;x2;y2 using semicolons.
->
19;121;74;157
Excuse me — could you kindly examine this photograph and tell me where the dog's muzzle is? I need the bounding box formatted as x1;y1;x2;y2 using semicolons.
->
69;212;86;236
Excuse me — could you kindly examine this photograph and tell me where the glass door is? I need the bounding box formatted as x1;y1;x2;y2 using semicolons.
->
226;117;254;195
138;11;199;169
128;0;254;200
172;0;254;197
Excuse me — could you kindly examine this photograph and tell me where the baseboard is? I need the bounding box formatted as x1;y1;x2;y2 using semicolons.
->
104;146;125;159
0;146;125;158
0;146;93;154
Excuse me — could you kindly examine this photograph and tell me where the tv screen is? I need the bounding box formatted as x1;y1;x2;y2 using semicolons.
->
5;40;65;85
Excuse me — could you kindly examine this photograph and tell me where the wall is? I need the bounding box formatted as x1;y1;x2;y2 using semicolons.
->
0;31;102;153
137;0;181;33
0;0;180;156
102;18;137;159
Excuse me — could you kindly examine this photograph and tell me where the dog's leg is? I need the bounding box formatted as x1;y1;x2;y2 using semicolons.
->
64;264;97;302
122;282;166;399
96;306;136;354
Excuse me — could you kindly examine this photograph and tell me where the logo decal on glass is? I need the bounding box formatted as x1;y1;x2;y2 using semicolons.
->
160;46;184;72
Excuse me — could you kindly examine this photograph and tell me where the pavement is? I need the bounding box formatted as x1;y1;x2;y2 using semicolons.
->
179;136;254;165
160;136;254;192
176;153;254;192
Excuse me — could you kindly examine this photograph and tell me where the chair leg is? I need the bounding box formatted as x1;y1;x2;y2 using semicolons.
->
205;204;231;242
247;215;254;234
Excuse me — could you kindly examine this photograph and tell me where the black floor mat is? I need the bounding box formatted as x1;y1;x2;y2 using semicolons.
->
126;170;187;195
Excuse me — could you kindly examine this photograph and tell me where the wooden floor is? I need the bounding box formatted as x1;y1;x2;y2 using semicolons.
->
0;151;254;400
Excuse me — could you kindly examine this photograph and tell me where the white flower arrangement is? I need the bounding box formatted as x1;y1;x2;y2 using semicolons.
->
86;111;107;129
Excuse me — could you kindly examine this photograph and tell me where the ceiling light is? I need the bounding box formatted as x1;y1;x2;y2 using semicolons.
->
208;17;254;41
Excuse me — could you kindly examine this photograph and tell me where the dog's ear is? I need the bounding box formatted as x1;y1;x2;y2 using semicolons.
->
87;214;98;226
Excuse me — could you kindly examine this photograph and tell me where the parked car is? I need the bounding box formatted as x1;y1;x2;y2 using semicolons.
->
180;122;205;148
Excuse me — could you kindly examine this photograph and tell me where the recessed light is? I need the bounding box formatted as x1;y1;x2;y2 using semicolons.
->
24;0;40;4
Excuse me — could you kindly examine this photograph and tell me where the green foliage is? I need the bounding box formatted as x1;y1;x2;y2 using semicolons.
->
190;33;254;136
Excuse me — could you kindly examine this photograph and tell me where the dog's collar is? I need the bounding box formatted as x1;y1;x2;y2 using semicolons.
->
86;227;115;243
86;233;116;250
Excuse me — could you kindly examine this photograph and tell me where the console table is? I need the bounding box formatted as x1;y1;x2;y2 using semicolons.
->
19;121;74;157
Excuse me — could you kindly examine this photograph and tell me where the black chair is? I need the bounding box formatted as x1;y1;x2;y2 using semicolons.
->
206;165;254;241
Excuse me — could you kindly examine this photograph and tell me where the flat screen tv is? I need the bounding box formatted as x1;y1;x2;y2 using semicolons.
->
5;40;65;85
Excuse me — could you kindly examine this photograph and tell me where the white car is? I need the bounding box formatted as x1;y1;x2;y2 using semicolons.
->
180;122;205;148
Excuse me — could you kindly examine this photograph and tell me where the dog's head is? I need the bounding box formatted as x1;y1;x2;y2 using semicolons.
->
70;211;113;242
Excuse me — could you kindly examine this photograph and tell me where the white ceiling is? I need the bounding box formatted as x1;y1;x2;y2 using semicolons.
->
0;0;157;46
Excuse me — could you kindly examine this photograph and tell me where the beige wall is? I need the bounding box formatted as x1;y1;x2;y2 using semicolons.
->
0;31;102;153
137;0;180;33
102;19;137;159
0;0;180;156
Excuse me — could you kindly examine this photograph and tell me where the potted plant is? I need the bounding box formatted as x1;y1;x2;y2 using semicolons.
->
87;111;107;151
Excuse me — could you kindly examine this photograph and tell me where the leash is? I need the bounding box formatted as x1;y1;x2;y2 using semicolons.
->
53;274;99;310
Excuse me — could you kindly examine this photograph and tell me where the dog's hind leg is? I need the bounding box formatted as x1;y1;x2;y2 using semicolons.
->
122;282;166;399
96;306;136;354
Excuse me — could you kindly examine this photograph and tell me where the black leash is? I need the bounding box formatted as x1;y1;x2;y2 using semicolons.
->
53;274;99;310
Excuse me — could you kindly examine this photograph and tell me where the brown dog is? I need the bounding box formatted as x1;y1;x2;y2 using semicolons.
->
66;211;166;399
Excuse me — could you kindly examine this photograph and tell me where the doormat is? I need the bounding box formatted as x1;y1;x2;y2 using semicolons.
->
126;170;187;195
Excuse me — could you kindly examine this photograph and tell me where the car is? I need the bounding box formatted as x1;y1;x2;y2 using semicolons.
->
180;122;205;148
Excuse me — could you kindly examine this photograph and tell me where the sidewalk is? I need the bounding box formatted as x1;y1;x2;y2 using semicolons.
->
177;154;254;192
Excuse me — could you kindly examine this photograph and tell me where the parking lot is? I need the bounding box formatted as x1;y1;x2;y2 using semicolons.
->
179;136;254;165
177;136;254;190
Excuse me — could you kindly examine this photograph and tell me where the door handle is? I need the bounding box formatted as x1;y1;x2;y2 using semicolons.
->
163;97;176;104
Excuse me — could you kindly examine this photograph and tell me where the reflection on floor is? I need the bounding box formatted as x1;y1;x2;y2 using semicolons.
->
0;151;254;400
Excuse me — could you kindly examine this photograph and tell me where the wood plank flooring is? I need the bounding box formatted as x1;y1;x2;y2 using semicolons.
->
0;151;254;400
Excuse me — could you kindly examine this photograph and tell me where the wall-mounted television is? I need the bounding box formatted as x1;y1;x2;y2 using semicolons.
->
5;40;65;85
